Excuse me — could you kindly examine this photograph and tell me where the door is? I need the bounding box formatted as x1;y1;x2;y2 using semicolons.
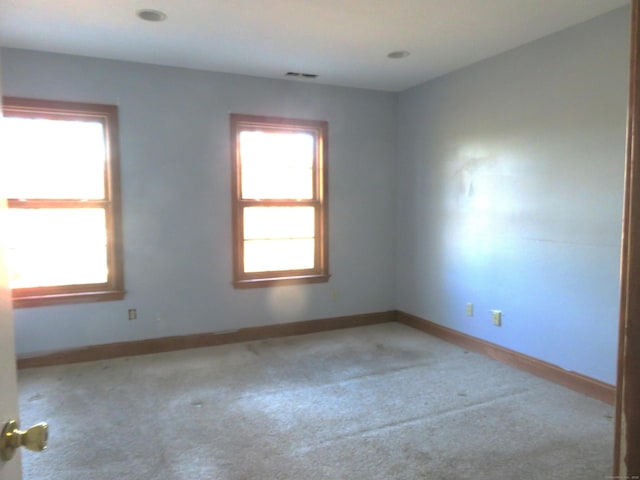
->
0;242;20;480
0;52;22;480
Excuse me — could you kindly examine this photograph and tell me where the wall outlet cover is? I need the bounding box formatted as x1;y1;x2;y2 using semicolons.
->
491;310;502;326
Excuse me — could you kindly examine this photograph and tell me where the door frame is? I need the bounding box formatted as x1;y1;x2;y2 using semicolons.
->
614;0;640;476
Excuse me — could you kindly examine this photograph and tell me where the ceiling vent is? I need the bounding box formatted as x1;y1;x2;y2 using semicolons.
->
286;72;318;79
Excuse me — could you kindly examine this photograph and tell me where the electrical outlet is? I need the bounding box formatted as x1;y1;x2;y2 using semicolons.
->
466;303;474;317
128;309;137;321
491;310;502;327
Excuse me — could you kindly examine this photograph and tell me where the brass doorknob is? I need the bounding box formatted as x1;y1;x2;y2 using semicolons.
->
0;420;48;461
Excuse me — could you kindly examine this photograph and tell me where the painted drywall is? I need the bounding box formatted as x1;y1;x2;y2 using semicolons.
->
396;6;629;385
0;49;397;355
1;7;629;386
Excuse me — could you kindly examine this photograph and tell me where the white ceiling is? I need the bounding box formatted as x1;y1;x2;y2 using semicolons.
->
0;0;630;92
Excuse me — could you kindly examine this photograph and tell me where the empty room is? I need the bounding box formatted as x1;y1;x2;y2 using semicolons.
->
0;1;637;479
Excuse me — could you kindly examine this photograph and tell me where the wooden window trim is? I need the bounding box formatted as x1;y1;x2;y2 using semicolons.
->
3;97;125;308
230;114;329;288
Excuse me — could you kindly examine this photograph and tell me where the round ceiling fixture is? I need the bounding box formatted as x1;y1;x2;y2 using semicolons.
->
387;50;410;59
137;9;167;22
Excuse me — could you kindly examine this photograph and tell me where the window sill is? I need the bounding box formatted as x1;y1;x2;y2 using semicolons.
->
233;273;330;289
13;290;126;308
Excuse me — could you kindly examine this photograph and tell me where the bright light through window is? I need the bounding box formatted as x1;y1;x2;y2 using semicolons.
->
5;208;108;288
2;97;124;307
4;117;106;199
243;206;315;272
231;114;329;287
240;131;314;200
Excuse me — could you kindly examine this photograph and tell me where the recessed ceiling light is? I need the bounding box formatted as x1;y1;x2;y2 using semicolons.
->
387;50;410;59
137;9;167;22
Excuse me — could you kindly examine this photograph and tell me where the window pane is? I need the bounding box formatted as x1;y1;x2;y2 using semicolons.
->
244;239;315;273
5;208;108;288
242;168;313;200
3;116;106;199
240;131;314;199
244;206;315;240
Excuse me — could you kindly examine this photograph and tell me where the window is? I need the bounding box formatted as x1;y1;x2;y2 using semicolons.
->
230;114;329;288
2;97;124;307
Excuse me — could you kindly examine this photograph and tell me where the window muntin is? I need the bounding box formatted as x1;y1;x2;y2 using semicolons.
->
2;97;124;307
231;114;329;287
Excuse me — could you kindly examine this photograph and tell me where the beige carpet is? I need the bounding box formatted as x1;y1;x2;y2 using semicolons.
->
18;323;613;479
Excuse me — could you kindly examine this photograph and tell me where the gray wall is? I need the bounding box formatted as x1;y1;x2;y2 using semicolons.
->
1;6;629;386
396;6;629;384
1;49;397;355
